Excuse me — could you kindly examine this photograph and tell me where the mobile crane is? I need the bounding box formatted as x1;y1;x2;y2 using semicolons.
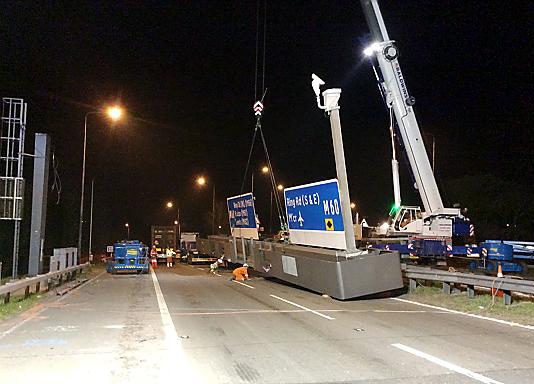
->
360;0;471;241
358;2;534;274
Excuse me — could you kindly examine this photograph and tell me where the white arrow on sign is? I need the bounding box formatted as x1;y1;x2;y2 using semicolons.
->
253;101;263;116
297;211;304;227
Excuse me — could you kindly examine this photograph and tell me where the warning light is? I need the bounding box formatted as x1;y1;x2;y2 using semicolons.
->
389;203;401;216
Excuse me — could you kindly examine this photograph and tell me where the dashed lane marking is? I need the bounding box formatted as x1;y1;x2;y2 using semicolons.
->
232;280;255;289
269;294;335;320
392;343;504;384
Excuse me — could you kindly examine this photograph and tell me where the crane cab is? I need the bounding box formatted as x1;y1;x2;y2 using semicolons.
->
392;206;423;234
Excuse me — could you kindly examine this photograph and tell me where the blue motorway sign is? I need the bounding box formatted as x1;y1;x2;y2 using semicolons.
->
284;179;347;249
227;193;259;239
285;179;344;231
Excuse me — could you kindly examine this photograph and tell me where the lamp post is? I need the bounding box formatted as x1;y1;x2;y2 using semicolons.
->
259;166;271;233
350;202;359;225
166;201;181;250
125;223;130;240
89;179;94;262
197;176;215;234
77;106;123;259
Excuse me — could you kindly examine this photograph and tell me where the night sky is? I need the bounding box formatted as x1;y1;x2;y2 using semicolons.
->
0;1;532;265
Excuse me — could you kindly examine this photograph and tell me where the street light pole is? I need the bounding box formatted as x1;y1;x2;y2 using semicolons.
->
167;201;181;249
212;185;216;235
77;111;98;260
77;107;123;260
196;176;215;235
177;206;181;248
89;179;94;262
125;223;130;240
269;190;273;234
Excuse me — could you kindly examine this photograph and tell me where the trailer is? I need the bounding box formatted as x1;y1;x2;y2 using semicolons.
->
468;240;534;274
181;232;216;264
151;225;177;263
372;238;533;275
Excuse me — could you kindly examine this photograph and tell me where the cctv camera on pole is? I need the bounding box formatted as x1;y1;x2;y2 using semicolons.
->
311;74;357;254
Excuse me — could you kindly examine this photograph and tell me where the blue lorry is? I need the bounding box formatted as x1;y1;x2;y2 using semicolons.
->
106;240;149;274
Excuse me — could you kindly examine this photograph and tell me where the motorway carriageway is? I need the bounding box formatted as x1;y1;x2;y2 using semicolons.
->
1;263;534;383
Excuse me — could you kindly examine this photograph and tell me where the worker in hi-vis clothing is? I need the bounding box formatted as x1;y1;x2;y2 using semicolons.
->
150;245;158;269
231;264;249;281
165;248;174;268
209;258;223;274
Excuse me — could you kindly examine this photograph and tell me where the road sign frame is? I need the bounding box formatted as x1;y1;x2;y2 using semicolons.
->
227;192;259;239
284;179;347;250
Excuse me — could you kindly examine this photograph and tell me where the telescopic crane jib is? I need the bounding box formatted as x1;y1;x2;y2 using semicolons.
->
360;0;469;239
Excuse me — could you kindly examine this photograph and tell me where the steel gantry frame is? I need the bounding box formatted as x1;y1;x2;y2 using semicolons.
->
0;98;27;278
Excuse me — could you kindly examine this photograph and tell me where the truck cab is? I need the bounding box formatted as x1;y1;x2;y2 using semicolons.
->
106;240;149;274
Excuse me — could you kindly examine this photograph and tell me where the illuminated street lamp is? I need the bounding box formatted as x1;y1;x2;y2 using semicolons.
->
107;106;123;121
277;184;284;191
125;223;130;240
261;166;269;174
196;176;206;186
78;105;125;259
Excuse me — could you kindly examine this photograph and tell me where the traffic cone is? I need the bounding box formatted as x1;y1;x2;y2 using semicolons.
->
497;263;503;278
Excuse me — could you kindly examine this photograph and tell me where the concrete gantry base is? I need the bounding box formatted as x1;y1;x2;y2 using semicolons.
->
200;236;403;300
265;248;403;300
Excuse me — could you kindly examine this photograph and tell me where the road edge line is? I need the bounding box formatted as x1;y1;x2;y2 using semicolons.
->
391;297;534;331
0;268;106;341
150;269;202;383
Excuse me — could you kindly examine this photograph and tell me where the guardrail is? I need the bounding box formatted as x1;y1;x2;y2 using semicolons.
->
403;265;534;305
0;263;90;304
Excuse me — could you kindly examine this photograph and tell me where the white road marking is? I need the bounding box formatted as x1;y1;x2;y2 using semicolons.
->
269;294;335;320
44;325;79;332
102;324;126;329
0;306;46;341
150;269;202;383
214;273;222;277
0;269;106;341
392;343;504;384
391;297;534;331
232;280;255;289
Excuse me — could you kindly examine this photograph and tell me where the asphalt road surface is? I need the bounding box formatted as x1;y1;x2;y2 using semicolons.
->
1;263;533;383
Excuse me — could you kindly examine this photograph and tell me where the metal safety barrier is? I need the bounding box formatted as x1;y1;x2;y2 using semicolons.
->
403;265;534;305
0;263;90;304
